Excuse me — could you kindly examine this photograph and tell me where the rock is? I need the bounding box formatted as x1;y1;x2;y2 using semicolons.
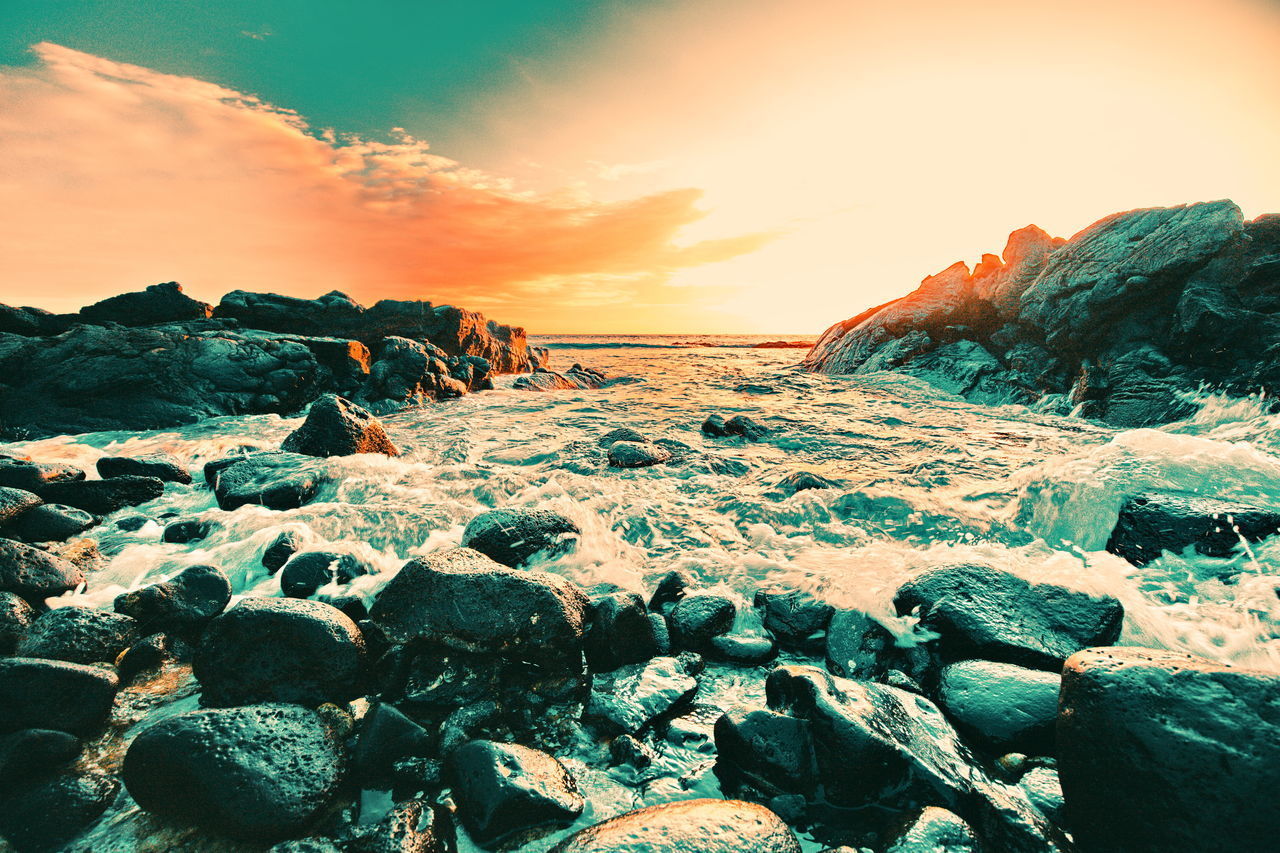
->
0;728;81;789
1057;646;1280;852
0;459;84;492
768;471;840;498
117;633;179;682
585;655;699;733
209;451;328;511
1019;766;1064;827
0;540;85;604
0;768;119;852
584;590;667;672
702;414;768;439
0;593;36;654
1106;492;1280;566
340;798;454;853
0;658;119;735
514;364;606;391
707;632;777;665
78;281;212;326
15;606;138;665
122;703;348;841
263;530;303;572
352;702;434;787
607;441;671;468
163;519;215;544
598;427;647;446
193;597;365;707
449;740;584;845
460;508;580;568
893;564;1124;670
280;551;369;599
883;807;980;853
548;798;801;853
608;733;655;769
755;588;833;650
282;394;400;458
114;516;150;532
935;660;1061;754
647;569;690;614
113;564;232;633
96;452;192;484
714;707;819;795
8;504;96;542
370;548;589;666
669;593;735;651
0;486;41;525
35;475;164;515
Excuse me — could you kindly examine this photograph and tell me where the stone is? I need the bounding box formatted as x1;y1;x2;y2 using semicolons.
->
0;459;84;492
460;508;580;568
1057;646;1280;852
1106;492;1280;566
883;807;979;853
714;707;819;796
209;451;328;511
122;703;348;842
647;569;690;614
755;587;833;650
78;281;212;326
281;394;400;457
1019;766;1064;827
0;486;41;525
607;441;671;468
96;452;192;484
893;564;1123;670
513;364;606;391
8;503;96;542
0;540;85;604
113;564;232;634
0;768;119;852
340;798;454;853
193;597;365;707
935;660;1061;754
584;590;667;672
768;471;840;498
449;740;584;845
669;593;735;651
0;592;37;654
163;519;215;544
117;633;179;682
15;606;139;665
0;658;119;735
702;414;768;439
352;702;434;787
707;632;777;665
36;475;164;515
0;728;81;790
598;427;647;446
548;799;802;853
585;655;699;733
280;551;370;599
263;530;303;572
371;548;589;665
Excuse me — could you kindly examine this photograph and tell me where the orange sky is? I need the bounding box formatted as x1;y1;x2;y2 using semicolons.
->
2;0;1280;333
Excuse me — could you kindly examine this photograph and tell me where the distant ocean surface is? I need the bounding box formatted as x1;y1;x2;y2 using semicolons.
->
528;333;818;349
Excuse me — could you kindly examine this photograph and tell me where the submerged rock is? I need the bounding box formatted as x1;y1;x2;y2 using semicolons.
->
548;798;801;853
0;540;85;604
263;530;303;573
460;508;580;568
514;364;606;391
607;440;672;468
209;451;328;511
702;414;768;440
0;658;119;735
123;703;348;842
449;740;584;845
281;394;400;458
113;564;232;634
163;518;215;543
768;471;840;499
1057;646;1280;852
96;452;191;484
279;551;369;598
15;606;138;665
1106;492;1280;565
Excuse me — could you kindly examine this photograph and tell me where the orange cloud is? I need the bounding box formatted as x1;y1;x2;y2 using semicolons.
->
0;43;770;332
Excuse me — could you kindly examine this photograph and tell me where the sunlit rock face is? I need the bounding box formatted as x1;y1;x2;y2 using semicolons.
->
804;200;1280;427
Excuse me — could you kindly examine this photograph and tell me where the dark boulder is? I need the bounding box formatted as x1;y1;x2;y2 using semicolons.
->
263;530;303;572
0;459;84;492
935;660;1061;754
8;504;96;542
1057;646;1280;852
755;587;833;650
1019;766;1064;828
893;564;1123;670
514;364;606;391
448;740;584;846
351;702;434;787
460;508;580;568
598;427;647;446
0;768;119;852
340;798;454;853
122;703;348;842
0;728;81;790
280;551;370;599
193;597;365;707
548;798;801;853
281;394;400;458
209;451;328;511
0;593;37;654
647;569;691;614
15;606;138;665
0;487;41;525
0;658;119;735
713;707;819;796
361;336;469;404
883;807;980;853
78;281;212;326
767;471;840;498
607;441;671;468
36;475;164;515
370;548;588;666
702;414;768;439
0;541;85;604
163;519;215;544
96;452;191;484
117;632;181;682
114;564;232;633
584;590;667;672
585;655;699;734
1106;492;1280;566
669;593;735;652
707;632;777;665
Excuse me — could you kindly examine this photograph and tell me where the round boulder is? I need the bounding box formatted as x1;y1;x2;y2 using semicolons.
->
114;564;232;634
96;453;192;484
0;658;119;735
0;540;85;604
16;606;139;665
281;394;399;458
607;441;671;469
935;659;1061;754
461;508;580;568
9;503;96;543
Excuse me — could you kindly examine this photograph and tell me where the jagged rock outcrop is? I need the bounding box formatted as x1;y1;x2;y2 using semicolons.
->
805;200;1280;426
0;284;536;438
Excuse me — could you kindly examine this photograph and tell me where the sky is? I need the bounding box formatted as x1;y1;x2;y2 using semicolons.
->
2;0;1280;333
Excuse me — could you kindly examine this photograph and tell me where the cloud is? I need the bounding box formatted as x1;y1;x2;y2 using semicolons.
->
0;43;769;331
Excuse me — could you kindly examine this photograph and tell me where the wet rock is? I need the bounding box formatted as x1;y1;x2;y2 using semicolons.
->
756;587;833;650
79;280;212;326
514;364;606;391
96;452;192;484
0;728;81;790
0;486;41;525
0;459;84;492
714;707;819;796
0;592;36;654
0;768;119;852
36;474;164;515
263;530;303;572
194;597;365;707
1019;766;1064;827
282;394;400;458
597;427;647;446
362;336;469;404
883;807;979;853
893;564;1124;670
585;655;699;733
280;551;369;599
123;703;348;841
669;593;735;651
607;441;671;468
114;515;150;532
460;508;580;568
209;451;328;511
1057;646;1280;852
449;740;584;846
341;798;454;853
707;632;777;665
584;590;667;672
0;658;119;735
1106;492;1280;566
163;518;215;543
8;504;96;542
352;702;434;787
15;606;138;665
117;633;180;682
768;471;840;498
0;540;85;604
114;564;232;634
608;733;655;769
647;569;691;614
935;660;1060;755
549;798;802;853
371;548;588;665
702;413;768;440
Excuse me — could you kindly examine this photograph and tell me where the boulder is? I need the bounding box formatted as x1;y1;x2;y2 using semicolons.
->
35;475;164;515
281;394;399;457
767;471;840;498
707;632;777;665
163;519;215;544
263;530;303;573
362;336;469;404
15;606;139;665
0;592;37;654
193;597;365;707
96;452;192;484
8;504;96;542
514;365;606;391
607;440;671;468
448;740;584;845
669;593;735;652
460;508;580;568
1057;646;1280;852
584;590;668;671
883;807;980;853
935;660;1061;754
1019;766;1064;828
548;799;801;853
0;728;81;790
280;551;369;598
647;569;690;614
0;459;84;492
0;658;119;735
122;703;348;841
893;564;1123;670
713;707;819;795
0;540;85;604
351;702;434;786
702;414;768;439
370;548;589;666
1106;492;1280;566
113;564;232;634
339;798;454;853
0;768;119;852
208;451;328;511
597;427;647;446
0;487;41;525
78;281;212;326
755;587;833;650
585;655;699;733
824;609;930;683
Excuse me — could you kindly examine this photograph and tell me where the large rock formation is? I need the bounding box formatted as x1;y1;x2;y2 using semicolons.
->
805;201;1280;426
0;284;537;438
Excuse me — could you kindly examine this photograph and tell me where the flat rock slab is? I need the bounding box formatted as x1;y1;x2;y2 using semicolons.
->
1106;492;1280;566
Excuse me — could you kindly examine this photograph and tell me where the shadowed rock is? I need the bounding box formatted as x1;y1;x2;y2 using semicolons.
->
79;281;212;326
8;503;96;542
0;540;85;604
16;606;138;665
1106;492;1280;566
281;394;399;457
35;475;164;515
0;768;119;852
0;658;119;736
114;564;232;634
96;452;191;484
449;740;584;845
461;508;580;568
